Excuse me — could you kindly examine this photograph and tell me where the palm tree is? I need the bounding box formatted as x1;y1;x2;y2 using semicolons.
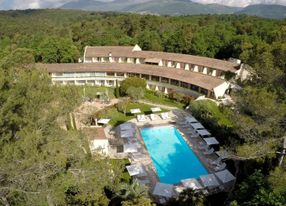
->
115;180;148;201
173;188;205;206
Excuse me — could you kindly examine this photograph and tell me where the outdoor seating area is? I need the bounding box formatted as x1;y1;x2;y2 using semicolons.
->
137;114;147;122
150;114;156;121
115;122;155;188
160;112;170;120
130;107;171;123
126;164;147;177
115;122;139;152
152;183;175;203
111;110;235;203
167;113;236;196
179;170;235;195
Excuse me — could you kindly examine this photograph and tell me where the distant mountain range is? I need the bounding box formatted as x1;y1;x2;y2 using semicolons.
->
60;0;286;19
236;4;286;19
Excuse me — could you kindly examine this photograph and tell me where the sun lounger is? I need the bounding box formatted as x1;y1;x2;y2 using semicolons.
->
214;163;226;171
137;179;151;186
137;115;146;122
160;112;169;120
129;153;146;162
150;114;156;121
180;125;190;128
203;148;214;155
198;144;208;150
210;156;223;166
159;198;167;204
177;121;188;125
202;189;209;195
192;134;200;138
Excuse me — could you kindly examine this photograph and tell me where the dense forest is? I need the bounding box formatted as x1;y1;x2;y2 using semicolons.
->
0;9;286;205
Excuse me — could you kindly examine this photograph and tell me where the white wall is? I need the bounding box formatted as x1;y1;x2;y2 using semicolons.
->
213;82;230;99
235;67;251;81
90;139;109;154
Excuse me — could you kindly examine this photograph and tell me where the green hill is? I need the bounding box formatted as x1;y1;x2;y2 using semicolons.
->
61;0;286;19
236;4;286;19
61;0;240;15
122;0;239;15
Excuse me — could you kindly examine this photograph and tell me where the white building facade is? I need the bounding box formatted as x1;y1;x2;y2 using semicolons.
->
41;45;246;99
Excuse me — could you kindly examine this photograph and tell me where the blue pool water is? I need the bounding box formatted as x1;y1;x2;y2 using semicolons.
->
140;126;208;184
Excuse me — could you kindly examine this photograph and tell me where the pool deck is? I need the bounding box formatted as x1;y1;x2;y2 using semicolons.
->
107;109;222;199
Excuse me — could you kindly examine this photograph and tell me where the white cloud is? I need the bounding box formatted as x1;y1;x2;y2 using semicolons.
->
192;0;286;7
1;0;71;9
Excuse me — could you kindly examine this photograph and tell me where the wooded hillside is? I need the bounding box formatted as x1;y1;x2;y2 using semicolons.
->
0;10;285;205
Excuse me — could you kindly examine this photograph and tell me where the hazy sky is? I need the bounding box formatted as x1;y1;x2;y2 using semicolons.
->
0;0;286;10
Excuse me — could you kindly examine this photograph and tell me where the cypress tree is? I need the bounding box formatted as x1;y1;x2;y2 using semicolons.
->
115;79;120;98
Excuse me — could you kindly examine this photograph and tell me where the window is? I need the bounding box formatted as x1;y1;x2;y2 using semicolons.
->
151;76;160;82
201;88;209;95
141;74;149;80
53;73;63;76
127;73;139;77
161;77;169;83
170;79;179;86
181;82;189;88
116;72;124;77
106;72;115;77
190;84;199;91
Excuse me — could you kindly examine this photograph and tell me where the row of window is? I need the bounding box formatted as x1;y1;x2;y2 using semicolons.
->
53;72;202;89
54;79;209;96
52;72;210;96
84;56;227;78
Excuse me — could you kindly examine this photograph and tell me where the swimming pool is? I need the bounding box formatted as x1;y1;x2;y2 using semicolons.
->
140;126;208;184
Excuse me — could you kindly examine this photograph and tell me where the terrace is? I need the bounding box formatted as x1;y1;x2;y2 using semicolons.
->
73;89;235;203
104;108;235;203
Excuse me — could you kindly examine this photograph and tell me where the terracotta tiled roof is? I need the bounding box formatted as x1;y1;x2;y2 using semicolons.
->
38;63;225;91
85;46;134;57
82;127;107;140
85;46;238;72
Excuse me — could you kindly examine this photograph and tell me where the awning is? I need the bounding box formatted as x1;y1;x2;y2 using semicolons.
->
204;137;219;145
197;129;211;137
190;123;205;130
181;178;203;190
97;118;110;125
215;151;229;160
119;122;135;131
120;130;135;138
214;169;235;184
126;164;145;176
151;107;161;113
185;116;198;123
200;174;220;188
130;108;141;114
152;183;174;198
124;143;139;153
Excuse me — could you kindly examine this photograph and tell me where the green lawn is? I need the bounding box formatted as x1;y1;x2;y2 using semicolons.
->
97;102;168;127
144;90;185;109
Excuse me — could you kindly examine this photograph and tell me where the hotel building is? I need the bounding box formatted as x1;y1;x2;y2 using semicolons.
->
40;45;248;99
